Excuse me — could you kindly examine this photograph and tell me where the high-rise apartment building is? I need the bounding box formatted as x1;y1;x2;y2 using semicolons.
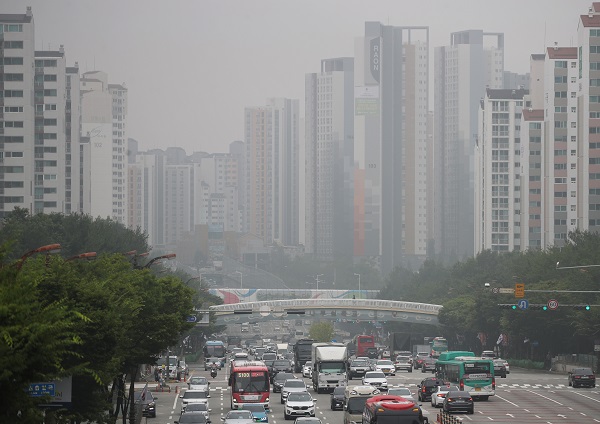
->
354;23;429;274
476;88;527;252
245;98;299;246
434;30;504;260
80;71;127;224
305;57;354;260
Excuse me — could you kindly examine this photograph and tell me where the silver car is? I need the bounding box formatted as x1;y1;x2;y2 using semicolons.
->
280;379;308;404
188;376;210;395
221;410;255;424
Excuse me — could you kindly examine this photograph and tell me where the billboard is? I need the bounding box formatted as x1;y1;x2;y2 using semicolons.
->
355;86;380;116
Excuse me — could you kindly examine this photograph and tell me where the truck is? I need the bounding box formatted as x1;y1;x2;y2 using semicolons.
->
293;339;315;372
311;342;348;393
389;333;412;356
412;344;431;369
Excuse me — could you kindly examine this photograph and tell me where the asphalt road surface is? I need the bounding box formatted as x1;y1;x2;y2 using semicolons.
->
144;361;600;424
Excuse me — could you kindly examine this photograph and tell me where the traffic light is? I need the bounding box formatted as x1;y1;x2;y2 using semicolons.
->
574;305;591;311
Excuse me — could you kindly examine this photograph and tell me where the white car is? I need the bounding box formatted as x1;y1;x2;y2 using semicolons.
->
281;379;308;404
375;360;396;376
361;371;388;391
188;376;210;395
234;351;249;359
180;390;210;413
222;410;255;424
497;358;510;374
302;362;313;378
386;387;415;402
284;391;316;420
430;384;460;408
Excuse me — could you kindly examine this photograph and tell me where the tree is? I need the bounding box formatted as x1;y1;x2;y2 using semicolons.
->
309;321;334;342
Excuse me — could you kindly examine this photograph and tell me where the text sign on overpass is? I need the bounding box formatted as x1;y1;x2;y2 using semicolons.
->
209;298;442;326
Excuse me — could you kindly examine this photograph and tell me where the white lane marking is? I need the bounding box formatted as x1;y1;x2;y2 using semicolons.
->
570;391;600;403
493;394;520;408
525;389;564;405
172;391;179;410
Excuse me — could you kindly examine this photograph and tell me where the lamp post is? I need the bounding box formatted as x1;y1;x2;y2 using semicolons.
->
556;261;600;270
235;271;243;289
315;274;323;291
16;243;61;270
185;276;201;285
354;273;361;292
66;252;97;262
143;253;176;269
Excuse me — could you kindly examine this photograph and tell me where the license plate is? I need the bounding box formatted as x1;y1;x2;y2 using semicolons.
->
475;388;481;392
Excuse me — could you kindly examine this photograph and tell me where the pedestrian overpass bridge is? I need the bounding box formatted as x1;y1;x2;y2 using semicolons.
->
208;298;442;326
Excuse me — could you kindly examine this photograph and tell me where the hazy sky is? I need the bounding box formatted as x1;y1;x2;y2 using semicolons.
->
3;0;592;153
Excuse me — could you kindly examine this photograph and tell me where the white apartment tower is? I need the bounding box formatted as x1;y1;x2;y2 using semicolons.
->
434;30;504;260
354;23;429;273
305;57;354;260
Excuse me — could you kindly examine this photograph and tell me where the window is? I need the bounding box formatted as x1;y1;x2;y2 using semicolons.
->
555;76;567;83
43;119;57;126
3;57;23;65
43;89;57;97
555;121;567;128
555;91;567;98
3;106;23;113
555;106;567;113
43;74;57;82
3;121;24;128
555;61;567;68
1;136;24;143
3;73;23;82
44;104;57;111
3;24;23;32
0;166;24;173
34;59;57;67
3;90;24;98
3;40;23;48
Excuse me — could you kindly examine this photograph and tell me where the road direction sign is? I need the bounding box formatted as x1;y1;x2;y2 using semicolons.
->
547;299;559;310
518;299;529;310
28;382;55;397
515;283;525;298
498;288;515;294
186;315;197;323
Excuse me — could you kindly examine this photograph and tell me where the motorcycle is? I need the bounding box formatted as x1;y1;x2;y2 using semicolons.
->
210;367;218;378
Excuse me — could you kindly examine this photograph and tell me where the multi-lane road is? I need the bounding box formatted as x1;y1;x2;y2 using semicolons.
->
144;362;600;424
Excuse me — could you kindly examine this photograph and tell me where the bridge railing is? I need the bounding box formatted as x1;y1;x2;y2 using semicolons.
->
209;298;442;315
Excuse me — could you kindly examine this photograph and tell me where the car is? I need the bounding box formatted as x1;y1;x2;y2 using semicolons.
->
365;347;379;359
413;354;428;370
420;357;437;373
179;359;190;378
348;359;371;379
293;418;321;424
241;403;269;422
568;367;596;388
417;377;444;402
393;355;413;373
361;371;388;391
375;359;396;375
430;384;459;408
443;390;474;414
176;412;211;424
271;360;293;381
281;379;308;404
366;359;378;370
235;351;250;360
188;376;210;395
262;352;278;361
205;357;223;371
180;390;210;413
273;372;295;393
497;358;510;374
263;359;276;376
302;361;313;378
493;359;507;378
330;386;345;410
135;390;157;418
284;391;316;420
481;350;496;359
182;403;211;419
221;410;256;424
386;387;415;402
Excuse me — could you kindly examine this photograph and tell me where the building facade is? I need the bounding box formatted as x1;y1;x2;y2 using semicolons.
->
354;23;429;273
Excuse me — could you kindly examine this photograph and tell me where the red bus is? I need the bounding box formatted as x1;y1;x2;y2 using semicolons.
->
362;395;428;424
228;361;270;410
353;335;376;357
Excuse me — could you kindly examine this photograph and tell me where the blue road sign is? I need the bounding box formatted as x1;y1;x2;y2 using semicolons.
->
28;382;55;397
186;315;197;323
518;299;529;310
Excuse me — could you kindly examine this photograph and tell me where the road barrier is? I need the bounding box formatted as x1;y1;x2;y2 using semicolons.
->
436;412;462;423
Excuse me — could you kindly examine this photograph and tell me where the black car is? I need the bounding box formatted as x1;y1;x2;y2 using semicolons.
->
135;390;157;418
175;412;211;424
443;390;474;414
493;359;507;378
273;372;295;393
330;386;345;410
417;377;444;402
420;357;437;373
568;367;596;388
271;360;293;381
263;359;276;376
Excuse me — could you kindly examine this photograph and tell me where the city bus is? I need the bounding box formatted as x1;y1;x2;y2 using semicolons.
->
361;395;429;424
429;337;448;358
434;351;495;400
353;335;376;357
203;340;227;360
228;361;270;410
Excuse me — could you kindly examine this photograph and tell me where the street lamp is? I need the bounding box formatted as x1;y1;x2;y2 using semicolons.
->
66;252;97;262
185;276;201;285
556;261;600;270
315;274;323;291
16;243;61;270
235;271;243;289
354;273;361;292
143;253;176;269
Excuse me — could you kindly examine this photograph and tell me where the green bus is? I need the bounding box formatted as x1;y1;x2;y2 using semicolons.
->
434;351;495;400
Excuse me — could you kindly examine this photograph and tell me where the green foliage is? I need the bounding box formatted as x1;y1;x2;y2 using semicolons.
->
309;321;335;342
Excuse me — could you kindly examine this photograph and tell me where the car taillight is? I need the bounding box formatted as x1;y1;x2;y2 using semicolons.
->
575;376;581;379
492;377;496;390
459;379;464;391
422;386;426;393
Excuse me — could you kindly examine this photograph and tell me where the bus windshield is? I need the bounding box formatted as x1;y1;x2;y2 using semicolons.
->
205;344;226;358
233;372;269;393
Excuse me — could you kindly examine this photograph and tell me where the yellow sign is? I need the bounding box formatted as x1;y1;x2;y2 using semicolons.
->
515;283;525;298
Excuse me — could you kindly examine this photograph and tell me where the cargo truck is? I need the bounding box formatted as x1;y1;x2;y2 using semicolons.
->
311;342;348;393
293;339;315;372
